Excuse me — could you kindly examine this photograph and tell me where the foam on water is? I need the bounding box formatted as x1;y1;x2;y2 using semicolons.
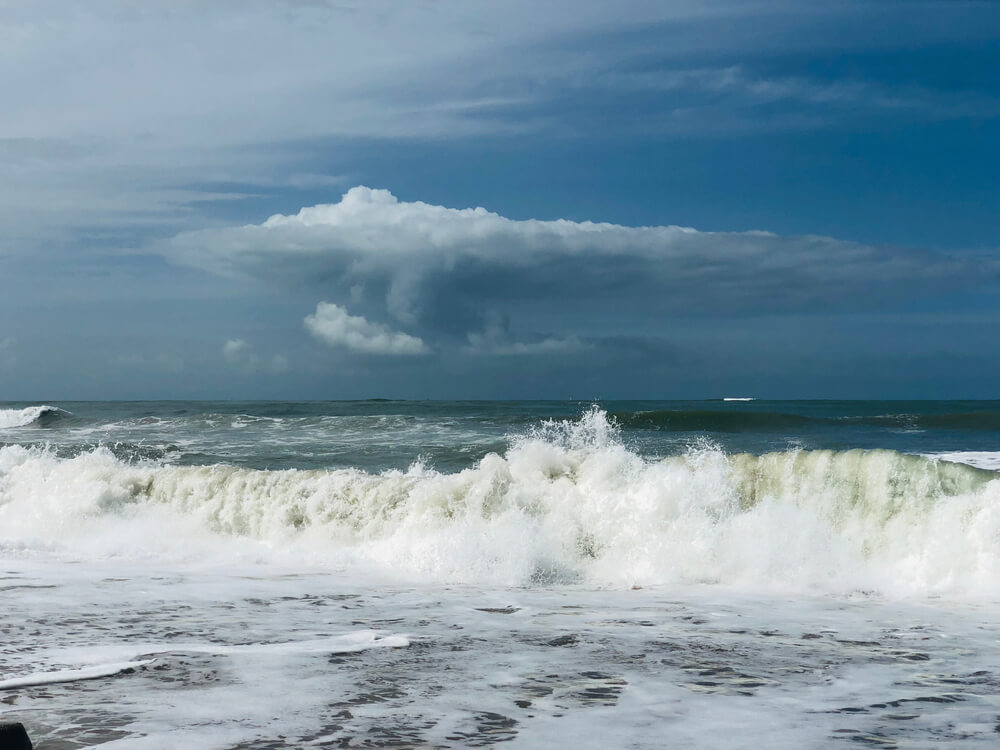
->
927;451;1000;472
0;633;406;691
0;661;155;691
1;408;997;595
3;561;999;749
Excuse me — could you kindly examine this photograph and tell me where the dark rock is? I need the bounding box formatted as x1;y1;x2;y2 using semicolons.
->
0;722;32;750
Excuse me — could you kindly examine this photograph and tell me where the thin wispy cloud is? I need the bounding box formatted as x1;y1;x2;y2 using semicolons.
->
597;65;1000;122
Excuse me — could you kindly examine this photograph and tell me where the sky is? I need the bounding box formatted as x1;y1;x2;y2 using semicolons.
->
1;0;999;400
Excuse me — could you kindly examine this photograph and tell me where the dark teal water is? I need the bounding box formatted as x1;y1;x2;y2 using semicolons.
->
2;400;999;471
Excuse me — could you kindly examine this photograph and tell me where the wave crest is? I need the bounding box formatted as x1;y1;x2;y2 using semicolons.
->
0;405;70;429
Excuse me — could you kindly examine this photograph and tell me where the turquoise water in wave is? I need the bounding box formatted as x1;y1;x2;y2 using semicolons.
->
2;399;998;471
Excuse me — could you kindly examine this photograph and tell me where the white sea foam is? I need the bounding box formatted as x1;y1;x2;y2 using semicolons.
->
0;660;154;691
0;632;407;692
0;404;67;429
5;561;999;749
1;408;997;595
926;451;1000;472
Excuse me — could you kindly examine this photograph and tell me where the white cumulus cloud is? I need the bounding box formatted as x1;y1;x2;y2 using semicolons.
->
304;302;429;356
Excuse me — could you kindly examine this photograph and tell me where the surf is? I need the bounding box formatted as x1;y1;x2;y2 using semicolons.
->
0;407;997;595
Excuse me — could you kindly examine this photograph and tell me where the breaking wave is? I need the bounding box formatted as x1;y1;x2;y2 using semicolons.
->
0;408;997;595
0;405;71;429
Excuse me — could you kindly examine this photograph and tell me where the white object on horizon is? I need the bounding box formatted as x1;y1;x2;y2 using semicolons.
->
723;397;756;401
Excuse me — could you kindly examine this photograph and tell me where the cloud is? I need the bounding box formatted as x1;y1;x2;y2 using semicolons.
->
168;187;999;337
3;1;998;258
304;302;429;355
0;1;710;255
222;339;289;374
222;339;251;363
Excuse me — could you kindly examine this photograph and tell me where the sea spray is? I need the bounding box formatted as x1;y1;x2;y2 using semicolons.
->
0;409;997;594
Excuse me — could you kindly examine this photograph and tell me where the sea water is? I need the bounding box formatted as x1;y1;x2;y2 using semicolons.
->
1;400;999;748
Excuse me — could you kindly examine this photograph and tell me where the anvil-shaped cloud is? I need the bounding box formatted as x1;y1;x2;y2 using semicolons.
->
164;187;997;352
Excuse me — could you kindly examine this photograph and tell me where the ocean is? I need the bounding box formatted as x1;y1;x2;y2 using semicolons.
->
1;399;999;748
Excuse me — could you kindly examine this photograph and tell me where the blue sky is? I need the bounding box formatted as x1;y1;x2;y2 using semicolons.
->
1;0;998;399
